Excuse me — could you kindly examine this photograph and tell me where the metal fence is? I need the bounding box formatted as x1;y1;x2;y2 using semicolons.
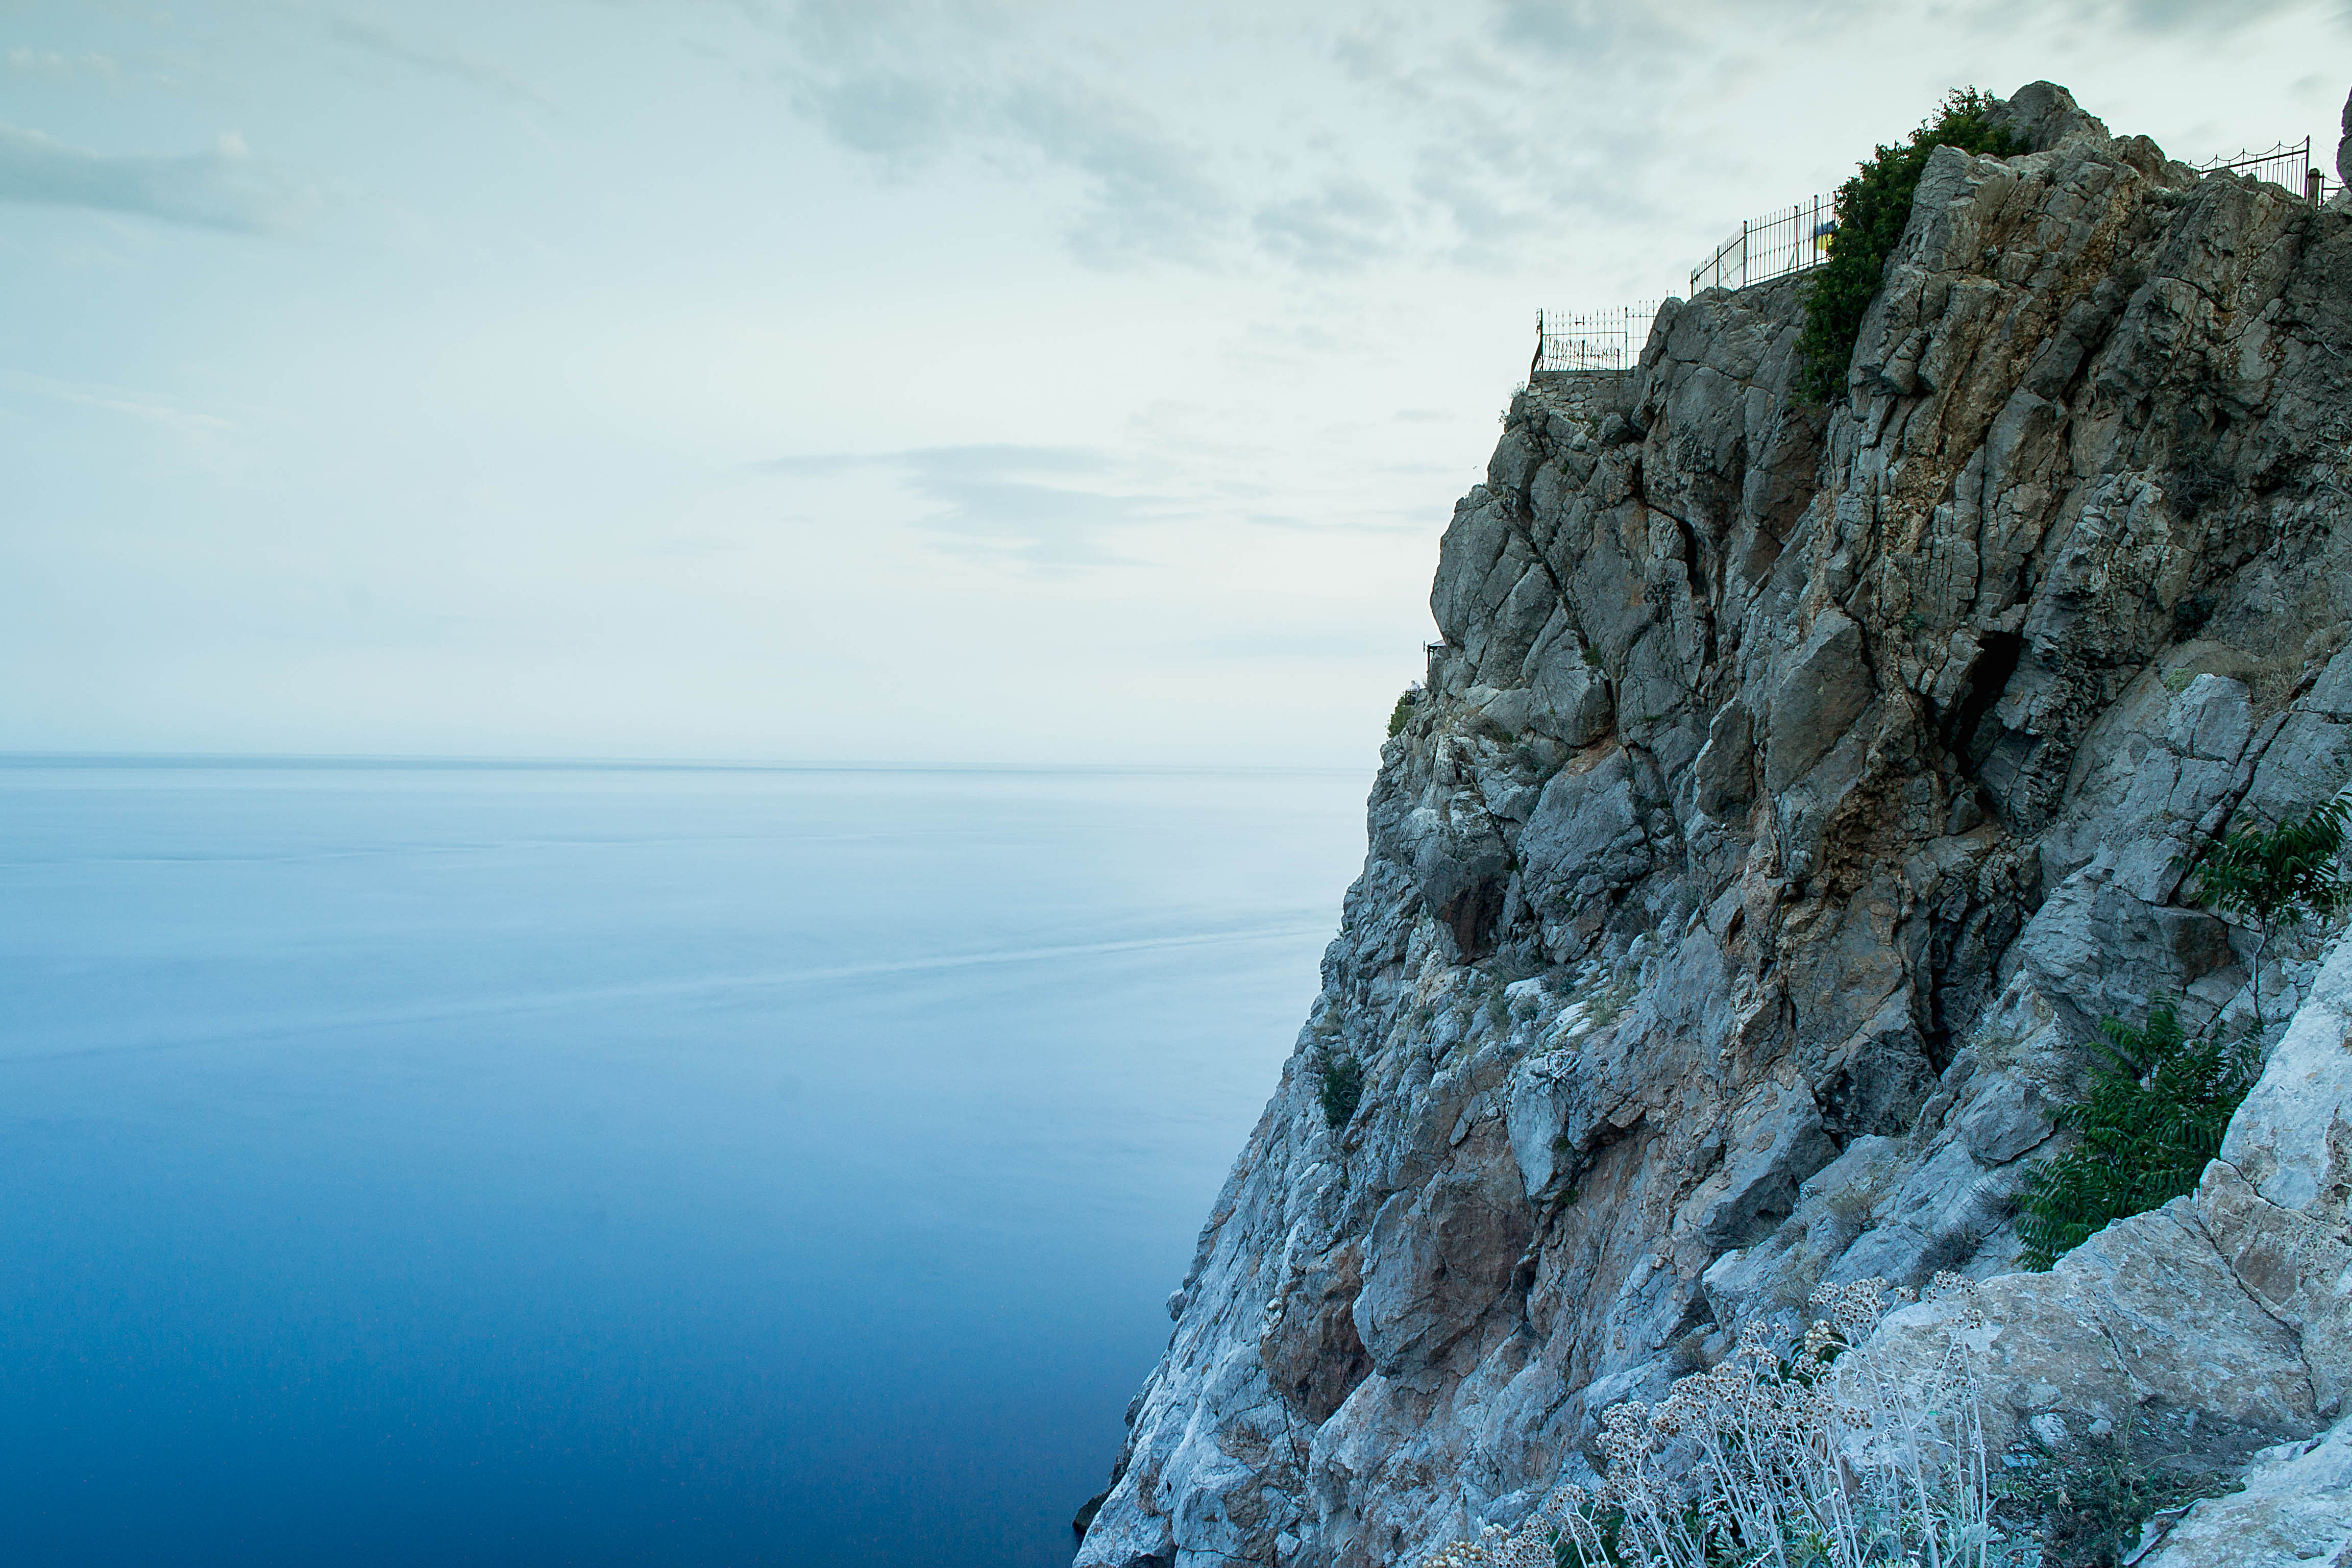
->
1531;303;1663;376
2198;136;2313;194
1527;130;2332;384
1688;195;1837;296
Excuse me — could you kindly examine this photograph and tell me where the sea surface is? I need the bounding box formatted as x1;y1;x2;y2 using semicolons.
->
0;758;1373;1566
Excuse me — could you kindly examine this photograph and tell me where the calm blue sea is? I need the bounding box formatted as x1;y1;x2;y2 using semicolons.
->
0;758;1369;1567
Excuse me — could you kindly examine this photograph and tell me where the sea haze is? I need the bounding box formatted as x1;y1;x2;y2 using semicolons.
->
0;758;1371;1567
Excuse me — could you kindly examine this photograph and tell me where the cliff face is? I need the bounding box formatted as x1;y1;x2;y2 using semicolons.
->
1080;83;2352;1568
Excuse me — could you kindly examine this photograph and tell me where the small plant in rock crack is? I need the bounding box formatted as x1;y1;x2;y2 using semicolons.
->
2017;999;2262;1270
2178;793;2352;1030
1318;1050;1365;1129
1825;1181;1880;1230
1390;692;1418;739
1994;1417;2242;1568
1579;973;1634;1030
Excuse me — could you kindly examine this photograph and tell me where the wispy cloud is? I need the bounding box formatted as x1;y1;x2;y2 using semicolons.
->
3;370;253;475
5;47;120;83
775;1;1229;265
762;445;1173;565
321;14;552;108
767;0;2344;282
760;436;1428;563
1935;0;2311;33
2112;0;2304;28
1487;0;1692;61
1250;180;1398;272
764;0;1698;274
0;124;319;232
46;387;235;436
996;78;1231;263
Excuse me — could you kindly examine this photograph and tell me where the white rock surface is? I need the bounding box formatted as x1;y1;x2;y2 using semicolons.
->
2142;1416;2352;1567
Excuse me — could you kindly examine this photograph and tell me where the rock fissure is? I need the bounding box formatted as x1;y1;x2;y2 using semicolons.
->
2188;1171;2326;1411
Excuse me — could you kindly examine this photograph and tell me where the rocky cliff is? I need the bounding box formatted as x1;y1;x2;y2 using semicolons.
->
1079;83;2352;1568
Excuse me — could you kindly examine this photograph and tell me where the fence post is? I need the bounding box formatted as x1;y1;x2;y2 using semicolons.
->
1530;309;1544;381
2311;167;2325;206
1739;219;1749;290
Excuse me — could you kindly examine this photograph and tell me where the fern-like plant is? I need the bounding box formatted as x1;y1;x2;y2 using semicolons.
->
2017;1001;2262;1269
1795;90;2019;402
2180;795;2352;1029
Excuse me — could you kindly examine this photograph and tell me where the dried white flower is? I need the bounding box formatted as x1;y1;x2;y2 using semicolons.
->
1418;1278;2029;1568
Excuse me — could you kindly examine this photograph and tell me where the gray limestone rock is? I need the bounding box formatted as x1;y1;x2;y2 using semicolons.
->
1691;701;1754;818
1354;1163;1531;1375
1987;80;2111;153
2340;86;2352;190
2142;1416;2352;1568
1515;748;1658;929
1676;1079;1833;1247
1852;933;2352;1547
1081;79;2352;1568
1763;609;1871;795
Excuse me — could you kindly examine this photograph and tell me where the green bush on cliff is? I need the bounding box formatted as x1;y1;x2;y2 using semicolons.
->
2020;798;2352;1268
1318;1051;1364;1129
2017;1000;2262;1269
1796;89;2019;402
1388;692;1415;739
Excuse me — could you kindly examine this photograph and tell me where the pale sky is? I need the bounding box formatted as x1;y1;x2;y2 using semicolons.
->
4;0;2343;765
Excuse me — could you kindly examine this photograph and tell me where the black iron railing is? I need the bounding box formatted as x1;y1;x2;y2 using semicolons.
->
1688;196;1837;296
1530;303;1663;378
1526;129;2332;389
2199;136;2313;192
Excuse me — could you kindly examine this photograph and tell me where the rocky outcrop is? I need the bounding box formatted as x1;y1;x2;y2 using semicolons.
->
2143;1417;2352;1567
1854;928;2352;1564
1080;82;2352;1568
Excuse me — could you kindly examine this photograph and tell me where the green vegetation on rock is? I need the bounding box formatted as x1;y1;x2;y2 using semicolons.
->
1797;90;2019;402
1997;1416;2245;1568
2182;795;2352;1028
1387;693;1415;739
2018;799;2351;1267
1318;1051;1365;1129
2018;1001;2261;1270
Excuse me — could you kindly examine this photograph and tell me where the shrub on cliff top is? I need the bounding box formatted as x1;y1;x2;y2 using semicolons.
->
2017;1000;2262;1270
1796;89;2019;403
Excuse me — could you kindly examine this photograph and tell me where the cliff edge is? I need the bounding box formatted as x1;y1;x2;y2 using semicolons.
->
1082;82;2352;1568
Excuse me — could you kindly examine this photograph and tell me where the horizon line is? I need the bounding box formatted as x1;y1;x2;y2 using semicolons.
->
0;748;1370;777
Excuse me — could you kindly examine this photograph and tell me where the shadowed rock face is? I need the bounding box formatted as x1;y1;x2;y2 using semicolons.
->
1079;82;2352;1568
